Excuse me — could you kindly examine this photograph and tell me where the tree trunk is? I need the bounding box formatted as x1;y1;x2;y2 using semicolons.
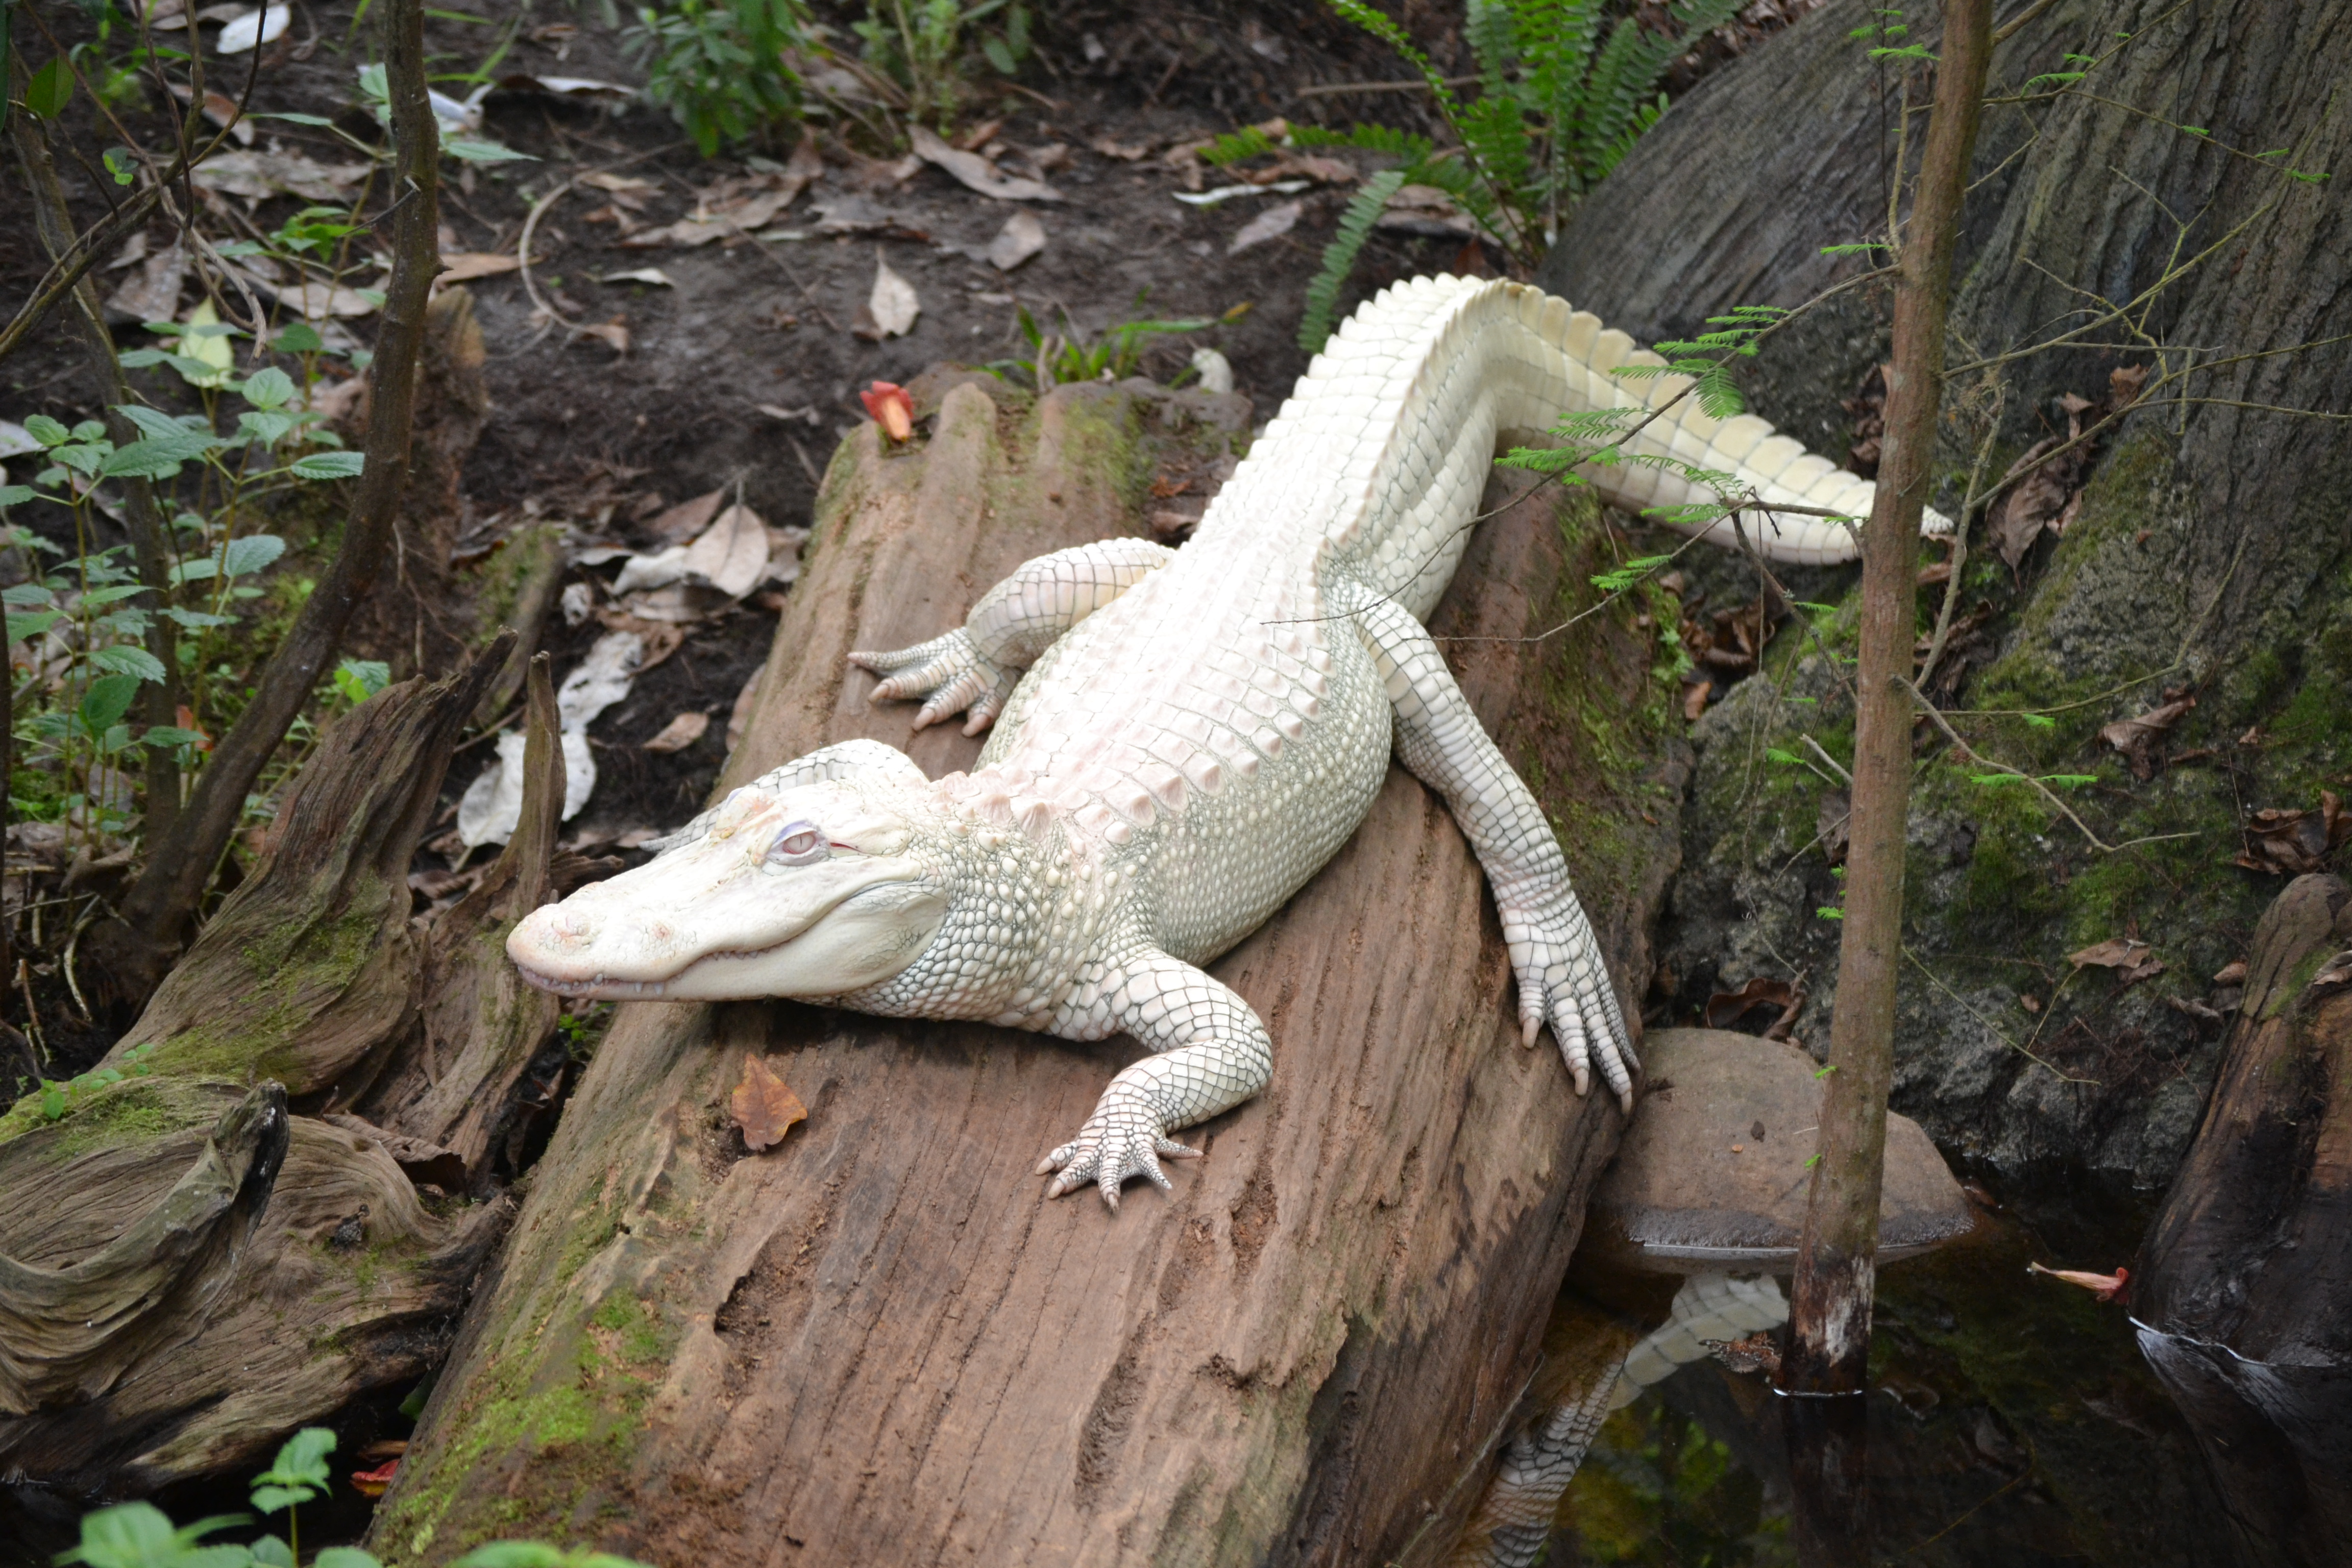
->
1544;0;2352;1195
369;375;1687;1566
2136;872;2352;1567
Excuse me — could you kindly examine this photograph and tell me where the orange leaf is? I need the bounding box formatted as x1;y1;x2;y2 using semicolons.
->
731;1053;806;1152
351;1458;399;1497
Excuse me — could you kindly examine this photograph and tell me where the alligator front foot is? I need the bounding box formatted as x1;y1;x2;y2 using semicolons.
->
1500;883;1637;1114
1036;1072;1203;1211
848;628;1016;735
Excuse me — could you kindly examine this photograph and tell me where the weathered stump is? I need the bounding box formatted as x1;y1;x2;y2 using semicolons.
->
0;648;568;1487
370;375;1686;1566
2136;873;2352;1566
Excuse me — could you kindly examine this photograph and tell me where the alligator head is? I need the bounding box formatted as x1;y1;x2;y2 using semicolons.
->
507;775;955;1001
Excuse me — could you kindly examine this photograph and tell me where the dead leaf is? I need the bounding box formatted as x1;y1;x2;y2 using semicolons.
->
1704;975;1806;1039
1990;436;2071;569
580;170;659;196
955;117;1004;151
2109;363;2149;408
191;145;370;204
641;488;721;545
435;251;522;285
683;503;769;598
492;71;633;103
2235;791;2350;876
857;253;919;340
1842;362;1890;476
909;123;1064;201
277;280;379;320
642;711;710;752
351;1459;400;1498
599;267;676;287
106;236;186;323
2027;1261;2130;1303
1089;134;1154;161
2097;693;2194;779
2066;937;2166;985
729;665;762;749
1681;678;1712;721
2212;959;2248;986
860;380;914;442
214;2;288;53
987;210;1048;271
577;317;630;354
1817;789;1851;865
731;1053;806;1152
1377;183;1480;239
1228;199;1303;256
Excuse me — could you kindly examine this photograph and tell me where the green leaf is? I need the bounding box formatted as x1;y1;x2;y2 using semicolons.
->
27;58;74;120
79;673;143;736
141;725;209;747
222;534;287;577
104;148;138;186
1816;906;1845;920
23;414;71;447
334;658;391;703
2;583;53;606
252;1426;337;1500
162;606;238;627
238;410;298;447
248;1485;314;1516
118;349;172;369
1300;168;1407;354
7;609;62;643
2040;773;2098;789
982;34;1016;74
0;484;37;508
249;1537;295;1568
2020;713;2056;729
451;1548;568;1568
443;135;537;163
291;451;365;481
1765;747;1804;766
89;644;168;682
80;584;152;606
1969;773;2027;787
250;110;337;125
272;320;328;354
312;1551;386;1568
241;368;297;409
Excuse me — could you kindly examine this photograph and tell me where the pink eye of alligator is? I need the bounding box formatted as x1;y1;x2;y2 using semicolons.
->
767;822;827;866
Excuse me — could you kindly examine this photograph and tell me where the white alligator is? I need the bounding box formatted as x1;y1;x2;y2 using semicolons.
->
508;275;1941;1208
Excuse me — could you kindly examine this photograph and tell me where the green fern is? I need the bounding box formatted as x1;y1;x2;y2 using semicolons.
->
1303;168;1411;353
1275;0;1743;350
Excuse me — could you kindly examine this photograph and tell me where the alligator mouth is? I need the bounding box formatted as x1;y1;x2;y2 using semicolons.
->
512;944;800;999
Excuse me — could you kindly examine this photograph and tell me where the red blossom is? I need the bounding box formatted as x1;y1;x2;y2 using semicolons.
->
860;381;914;443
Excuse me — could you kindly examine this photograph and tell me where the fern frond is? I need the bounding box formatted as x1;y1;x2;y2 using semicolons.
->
1201;125;1280;167
1301;168;1408;353
1327;0;1466;119
1293;121;1436;162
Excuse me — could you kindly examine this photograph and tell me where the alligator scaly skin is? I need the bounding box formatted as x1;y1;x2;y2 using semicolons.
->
518;275;1939;1206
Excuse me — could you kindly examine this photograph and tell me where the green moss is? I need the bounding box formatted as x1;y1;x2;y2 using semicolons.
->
142;897;392;1085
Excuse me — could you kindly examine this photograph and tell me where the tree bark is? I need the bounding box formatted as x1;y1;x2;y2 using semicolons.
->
369;376;1685;1567
84;0;442;1011
2136;873;2352;1567
1784;0;1992;1416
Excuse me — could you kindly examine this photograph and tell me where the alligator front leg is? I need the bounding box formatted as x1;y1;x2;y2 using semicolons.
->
851;537;1175;734
1351;592;1637;1112
1039;947;1272;1210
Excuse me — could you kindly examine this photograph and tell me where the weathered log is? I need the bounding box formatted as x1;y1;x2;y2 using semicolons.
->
0;646;570;1487
370;374;1686;1566
2136;873;2352;1566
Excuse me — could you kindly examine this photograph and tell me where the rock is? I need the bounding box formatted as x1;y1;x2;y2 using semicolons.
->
1582;1027;1973;1274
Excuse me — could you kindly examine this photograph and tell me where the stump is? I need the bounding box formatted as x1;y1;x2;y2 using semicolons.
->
0;648;569;1487
370;375;1687;1566
2136;873;2352;1566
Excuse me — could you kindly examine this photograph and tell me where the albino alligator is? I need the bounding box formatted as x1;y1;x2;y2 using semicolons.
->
509;275;1940;1208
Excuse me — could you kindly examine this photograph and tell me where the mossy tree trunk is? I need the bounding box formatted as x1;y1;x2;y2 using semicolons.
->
1541;0;2352;1194
368;376;1688;1567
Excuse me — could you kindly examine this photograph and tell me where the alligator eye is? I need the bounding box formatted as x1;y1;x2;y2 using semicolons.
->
766;821;827;866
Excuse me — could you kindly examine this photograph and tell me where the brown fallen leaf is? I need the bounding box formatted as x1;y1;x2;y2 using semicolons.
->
1816;789;1851;865
436;251;522;285
1704;975;1806;1039
2212;959;2248;986
1228;199;1303;256
986;210;1048;271
1842;362;1890;476
642;711;710;752
1089;134;1155;161
2235;790;2350;876
2027;1261;2130;1303
576;316;630;354
909;124;1064;201
2067;937;2165;985
648;486;725;544
2098;691;2195;779
1703;1331;1782;1376
684;502;770;598
731;1052;806;1152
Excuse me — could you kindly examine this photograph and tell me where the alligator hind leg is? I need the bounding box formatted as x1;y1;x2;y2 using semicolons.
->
1349;591;1636;1111
851;538;1175;734
1038;947;1272;1209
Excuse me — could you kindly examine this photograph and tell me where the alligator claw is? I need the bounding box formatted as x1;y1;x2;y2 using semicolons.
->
1501;891;1638;1116
849;630;1012;733
1038;1100;1201;1211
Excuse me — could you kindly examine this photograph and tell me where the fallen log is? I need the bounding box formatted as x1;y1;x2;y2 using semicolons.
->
370;373;1687;1567
2136;873;2352;1566
0;647;569;1488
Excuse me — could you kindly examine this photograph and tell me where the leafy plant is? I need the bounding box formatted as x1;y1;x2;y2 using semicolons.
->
1229;0;1743;350
850;0;1031;130
55;1427;656;1568
626;0;810;156
3;335;362;856
995;301;1240;391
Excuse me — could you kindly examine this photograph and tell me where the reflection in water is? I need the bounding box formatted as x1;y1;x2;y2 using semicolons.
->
1448;1204;2242;1566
